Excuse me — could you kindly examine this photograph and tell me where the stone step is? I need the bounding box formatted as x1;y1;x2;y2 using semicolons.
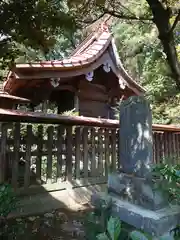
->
91;192;180;237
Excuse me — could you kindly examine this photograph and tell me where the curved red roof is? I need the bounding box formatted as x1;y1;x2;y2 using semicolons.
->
13;28;112;70
4;23;145;95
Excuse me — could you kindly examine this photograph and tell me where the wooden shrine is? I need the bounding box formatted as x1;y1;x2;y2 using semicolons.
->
3;23;145;119
0;90;30;109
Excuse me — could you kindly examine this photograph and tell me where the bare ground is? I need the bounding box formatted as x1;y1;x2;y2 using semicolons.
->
2;207;92;240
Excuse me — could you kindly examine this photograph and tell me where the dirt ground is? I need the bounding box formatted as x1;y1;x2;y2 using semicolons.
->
3;207;91;240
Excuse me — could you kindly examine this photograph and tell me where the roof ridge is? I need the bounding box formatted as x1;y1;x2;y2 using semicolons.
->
70;18;111;57
69;32;96;57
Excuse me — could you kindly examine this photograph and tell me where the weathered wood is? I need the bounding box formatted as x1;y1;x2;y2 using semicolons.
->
98;128;104;176
167;132;172;162
83;127;89;178
172;133;176;165
75;127;81;179
153;132;157;163
116;129;120;169
111;129;117;171
0;118;180;195
56;126;63;180
155;132;160;163
175;133;180;161
12;123;20;190
0;108;180;132
91;128;96;177
0;123;7;183
36;125;43;182
105;129;110;176
24;125;32;189
160;132;165;162
46;126;53;184
164;132;169;162
66;126;73;181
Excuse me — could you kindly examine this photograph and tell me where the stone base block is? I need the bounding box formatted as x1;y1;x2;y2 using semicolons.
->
91;192;180;237
108;173;168;210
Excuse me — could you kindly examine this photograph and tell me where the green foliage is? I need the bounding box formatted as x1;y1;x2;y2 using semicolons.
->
112;20;179;124
96;216;121;240
107;216;121;240
0;218;26;240
84;198;143;240
68;0;180;124
84;197;179;239
130;230;177;240
152;162;180;204
0;0;82;81
130;230;152;240
0;184;17;217
0;0;76;50
0;184;25;239
60;109;79;116
84;197;129;239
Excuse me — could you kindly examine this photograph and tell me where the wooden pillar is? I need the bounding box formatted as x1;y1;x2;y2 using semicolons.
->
74;94;79;113
29;103;35;112
57;105;61;114
42;100;48;113
0;123;7;183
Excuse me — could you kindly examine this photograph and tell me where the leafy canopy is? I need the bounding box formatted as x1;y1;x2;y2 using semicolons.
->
0;0;79;81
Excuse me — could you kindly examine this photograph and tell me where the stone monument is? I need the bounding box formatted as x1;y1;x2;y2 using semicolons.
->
92;96;180;238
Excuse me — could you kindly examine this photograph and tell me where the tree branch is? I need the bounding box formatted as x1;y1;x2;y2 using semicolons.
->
81;12;106;24
169;10;180;34
103;9;153;22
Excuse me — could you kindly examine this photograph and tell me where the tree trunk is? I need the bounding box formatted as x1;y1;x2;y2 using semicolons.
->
146;0;180;89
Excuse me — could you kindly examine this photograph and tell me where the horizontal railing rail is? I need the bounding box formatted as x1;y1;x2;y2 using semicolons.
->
0;108;180;132
0;109;179;196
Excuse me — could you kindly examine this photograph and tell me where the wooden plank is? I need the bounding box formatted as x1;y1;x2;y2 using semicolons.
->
153;132;156;164
1;108;180;132
177;134;180;164
105;128;110;176
155;132;161;164
163;132;169;162
36;125;43;182
82;127;89;178
98;128;104;176
0;123;7;183
167;132;172;163
116;129;120;170
90;128;96;177
56;126;63;180
111;129;117;171
46;126;53;184
75;127;81;179
172;133;176;165
160;132;165;163
1;138;106;146
12;123;20;190
66;126;73;181
161;132;166;162
175;134;179;164
24;125;32;189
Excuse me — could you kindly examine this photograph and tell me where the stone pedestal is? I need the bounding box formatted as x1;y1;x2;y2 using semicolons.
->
91;96;180;237
108;173;168;211
92;192;180;237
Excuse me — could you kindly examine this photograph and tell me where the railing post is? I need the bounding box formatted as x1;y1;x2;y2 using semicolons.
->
0;123;7;183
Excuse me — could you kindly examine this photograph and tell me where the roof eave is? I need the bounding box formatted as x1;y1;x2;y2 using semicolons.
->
110;38;146;94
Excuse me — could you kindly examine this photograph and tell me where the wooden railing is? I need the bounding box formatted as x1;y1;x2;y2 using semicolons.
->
0;108;179;196
153;130;180;164
0;122;118;195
